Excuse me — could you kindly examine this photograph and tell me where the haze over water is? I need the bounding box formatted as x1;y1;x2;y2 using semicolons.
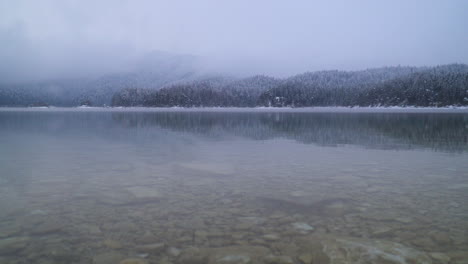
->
0;108;467;263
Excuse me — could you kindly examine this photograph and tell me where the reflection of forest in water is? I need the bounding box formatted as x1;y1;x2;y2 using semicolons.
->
1;111;467;153
111;112;468;152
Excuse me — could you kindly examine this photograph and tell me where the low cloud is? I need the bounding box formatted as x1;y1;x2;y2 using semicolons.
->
1;0;467;82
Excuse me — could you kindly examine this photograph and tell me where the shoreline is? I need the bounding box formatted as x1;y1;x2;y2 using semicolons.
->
1;106;468;113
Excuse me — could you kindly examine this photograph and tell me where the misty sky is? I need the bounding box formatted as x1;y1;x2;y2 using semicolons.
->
1;0;467;82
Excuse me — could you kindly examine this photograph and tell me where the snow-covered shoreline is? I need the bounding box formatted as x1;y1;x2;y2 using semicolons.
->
1;106;468;113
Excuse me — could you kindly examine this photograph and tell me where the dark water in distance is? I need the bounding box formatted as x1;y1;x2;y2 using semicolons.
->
0;109;467;264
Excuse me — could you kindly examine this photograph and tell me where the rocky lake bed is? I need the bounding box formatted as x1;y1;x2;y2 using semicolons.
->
0;110;467;263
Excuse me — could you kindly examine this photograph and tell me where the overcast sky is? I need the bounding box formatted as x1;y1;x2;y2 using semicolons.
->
1;0;467;82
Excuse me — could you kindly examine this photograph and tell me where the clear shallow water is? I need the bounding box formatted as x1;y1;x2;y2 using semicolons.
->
0;109;467;264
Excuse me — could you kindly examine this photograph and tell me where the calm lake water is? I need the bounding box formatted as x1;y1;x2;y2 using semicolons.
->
0;108;467;264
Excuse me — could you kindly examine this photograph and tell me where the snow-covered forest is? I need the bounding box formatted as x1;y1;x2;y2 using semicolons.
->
111;64;468;107
1;64;467;107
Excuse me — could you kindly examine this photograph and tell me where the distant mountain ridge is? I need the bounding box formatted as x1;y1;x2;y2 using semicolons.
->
0;50;202;106
0;56;467;107
112;64;468;107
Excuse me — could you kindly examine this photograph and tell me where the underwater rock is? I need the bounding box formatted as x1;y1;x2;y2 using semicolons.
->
395;217;413;223
103;239;122;249
177;245;271;264
257;197;356;217
371;226;393;237
0;221;22;238
176;247;209;264
0;236;30;254
177;162;235;176
77;224;102;235
31;221;64;235
429;231;452;244
296;240;330;264
289;191;309;197
411;237;436;249
309;235;433;264
263;234;280;241
264;255;295;264
30;209;48;215
319;198;356;217
296;234;436;264
119;258;149;264
167;247;182;257
238;216;267;230
292;222;314;233
194;230;208;243
97;191;134;205
298;253;313;264
42;244;80;263
137;242;166;253
135;231;158;244
136;253;149;258
93;251;125;264
429;252;450;264
446;251;468;264
126;186;163;199
218;255;251;264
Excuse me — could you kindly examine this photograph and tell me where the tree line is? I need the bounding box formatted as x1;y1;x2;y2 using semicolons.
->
1;64;466;107
111;64;468;107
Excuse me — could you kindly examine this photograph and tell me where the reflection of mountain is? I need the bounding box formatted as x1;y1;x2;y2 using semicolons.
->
1;111;466;153
110;112;467;152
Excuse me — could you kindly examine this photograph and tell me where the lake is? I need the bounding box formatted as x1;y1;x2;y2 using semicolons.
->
0;108;467;264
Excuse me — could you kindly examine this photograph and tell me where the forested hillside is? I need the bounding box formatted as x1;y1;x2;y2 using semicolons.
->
111;75;281;107
112;64;468;107
1;64;467;107
356;64;468;106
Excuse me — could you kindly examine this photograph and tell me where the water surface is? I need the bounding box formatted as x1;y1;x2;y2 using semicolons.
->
0;108;467;264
